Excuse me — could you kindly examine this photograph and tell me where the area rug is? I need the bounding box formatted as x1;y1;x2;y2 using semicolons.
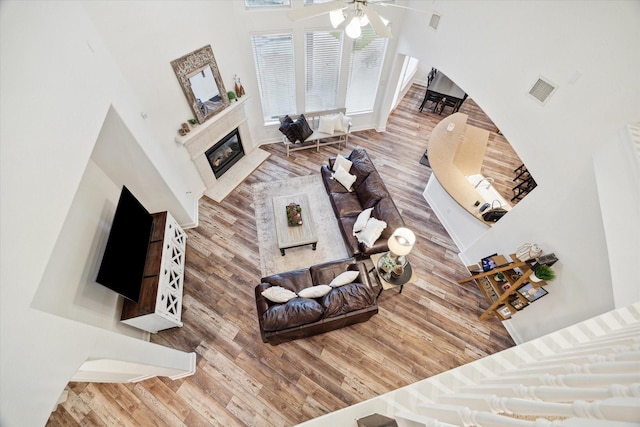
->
253;174;349;277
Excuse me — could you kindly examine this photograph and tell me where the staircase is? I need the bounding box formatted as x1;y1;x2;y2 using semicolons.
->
297;302;640;426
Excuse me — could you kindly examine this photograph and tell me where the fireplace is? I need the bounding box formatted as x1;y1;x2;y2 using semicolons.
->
205;128;245;179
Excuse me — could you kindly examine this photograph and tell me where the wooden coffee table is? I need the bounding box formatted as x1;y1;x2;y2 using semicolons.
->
272;193;318;256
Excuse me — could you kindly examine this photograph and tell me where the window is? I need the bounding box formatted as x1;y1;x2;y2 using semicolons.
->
305;31;343;112
345;28;389;114
245;0;290;7
251;33;296;123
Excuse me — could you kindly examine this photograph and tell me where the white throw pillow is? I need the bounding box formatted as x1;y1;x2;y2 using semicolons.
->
352;207;373;235
329;270;360;288
335;112;352;133
297;284;332;298
332;165;357;192
261;286;298;303
318;115;337;135
332;153;353;173
357;217;387;248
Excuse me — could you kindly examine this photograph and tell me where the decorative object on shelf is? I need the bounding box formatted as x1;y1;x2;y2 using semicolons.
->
520;283;549;302
501;282;511;291
188;118;197;126
498;305;512;319
530;264;556;282
482;200;508;222
227;91;237;102
515;242;543;261
494;272;506;282
390;264;404;279
234;75;245;98
178;122;192;136
537;252;559;267
285;203;302;226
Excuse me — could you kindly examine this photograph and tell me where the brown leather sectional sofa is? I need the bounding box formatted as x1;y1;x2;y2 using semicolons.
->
255;258;378;345
321;148;405;258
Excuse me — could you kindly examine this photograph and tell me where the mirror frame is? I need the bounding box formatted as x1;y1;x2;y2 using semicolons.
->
171;45;229;124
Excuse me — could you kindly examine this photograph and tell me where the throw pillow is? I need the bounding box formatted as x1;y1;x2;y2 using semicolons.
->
329;270;360;287
356;217;387;248
297;284;332;299
261;286;298;303
278;115;298;143
332;165;357;192
332;153;353;173
352;207;373;235
317;115;337;135
294;114;314;142
334;112;352;133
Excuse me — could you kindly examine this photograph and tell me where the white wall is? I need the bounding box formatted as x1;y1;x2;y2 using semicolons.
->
398;0;640;342
0;2;196;425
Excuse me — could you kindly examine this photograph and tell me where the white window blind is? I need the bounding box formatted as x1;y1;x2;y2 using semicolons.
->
345;28;388;114
305;31;343;112
251;33;296;123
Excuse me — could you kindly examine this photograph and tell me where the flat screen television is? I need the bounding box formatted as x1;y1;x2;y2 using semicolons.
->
96;186;153;302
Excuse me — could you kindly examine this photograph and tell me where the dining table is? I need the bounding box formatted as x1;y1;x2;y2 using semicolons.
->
419;72;468;114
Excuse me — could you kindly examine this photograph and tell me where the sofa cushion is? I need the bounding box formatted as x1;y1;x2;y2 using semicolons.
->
349;148;377;187
261;286;298;303
262;298;324;331
318;115;337;135
357;174;389;209
261;269;313;294
356;217;387;248
329;270;360;287
298;284;332;299
332;153;353;173
294;114;314;142
352;207;373;235
332;165;357;192
330;192;362;218
374;198;405;237
322;165;349;193
278;115;298;143
322;283;375;318
334;112;351;133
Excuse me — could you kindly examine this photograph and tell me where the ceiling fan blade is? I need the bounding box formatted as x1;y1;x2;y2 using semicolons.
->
374;2;430;14
287;0;346;22
364;7;393;38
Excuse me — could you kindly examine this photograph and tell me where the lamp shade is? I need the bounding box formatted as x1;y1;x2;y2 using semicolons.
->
345;16;362;38
387;228;415;256
329;9;345;28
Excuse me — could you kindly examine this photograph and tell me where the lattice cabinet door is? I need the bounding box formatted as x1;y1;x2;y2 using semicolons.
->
155;212;187;325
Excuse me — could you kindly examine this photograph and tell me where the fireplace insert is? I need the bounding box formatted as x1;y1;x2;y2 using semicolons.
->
205;128;244;179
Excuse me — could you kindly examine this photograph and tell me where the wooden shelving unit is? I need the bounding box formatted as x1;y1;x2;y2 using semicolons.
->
458;254;548;321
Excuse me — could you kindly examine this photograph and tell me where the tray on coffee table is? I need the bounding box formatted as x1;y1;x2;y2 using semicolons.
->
272;193;318;256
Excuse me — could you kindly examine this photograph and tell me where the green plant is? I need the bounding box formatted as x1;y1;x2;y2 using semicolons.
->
227;91;237;100
534;264;556;281
495;272;505;281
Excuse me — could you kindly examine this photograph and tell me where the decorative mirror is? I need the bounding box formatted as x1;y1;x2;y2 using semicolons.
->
171;45;229;124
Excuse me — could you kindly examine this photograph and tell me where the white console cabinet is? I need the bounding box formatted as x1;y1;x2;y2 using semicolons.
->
121;211;187;333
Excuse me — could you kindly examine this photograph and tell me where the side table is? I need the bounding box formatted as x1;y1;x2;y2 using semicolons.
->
369;253;416;298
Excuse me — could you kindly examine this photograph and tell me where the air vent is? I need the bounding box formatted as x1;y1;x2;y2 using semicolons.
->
529;77;556;104
429;13;441;30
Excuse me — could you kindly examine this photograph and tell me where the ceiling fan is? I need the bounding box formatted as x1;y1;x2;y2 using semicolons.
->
287;0;410;39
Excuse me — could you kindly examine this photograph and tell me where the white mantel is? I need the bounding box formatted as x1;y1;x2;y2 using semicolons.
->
176;96;269;203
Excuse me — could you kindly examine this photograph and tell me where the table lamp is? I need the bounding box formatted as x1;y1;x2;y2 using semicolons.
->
386;227;416;267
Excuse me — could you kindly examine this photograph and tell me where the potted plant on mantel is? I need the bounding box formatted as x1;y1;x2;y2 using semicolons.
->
529;264;556;283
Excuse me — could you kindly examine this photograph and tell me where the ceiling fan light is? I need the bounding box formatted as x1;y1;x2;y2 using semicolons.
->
329;9;345;28
359;14;369;27
345;16;362;38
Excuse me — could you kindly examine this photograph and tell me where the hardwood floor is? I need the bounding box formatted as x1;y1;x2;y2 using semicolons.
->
48;84;522;427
